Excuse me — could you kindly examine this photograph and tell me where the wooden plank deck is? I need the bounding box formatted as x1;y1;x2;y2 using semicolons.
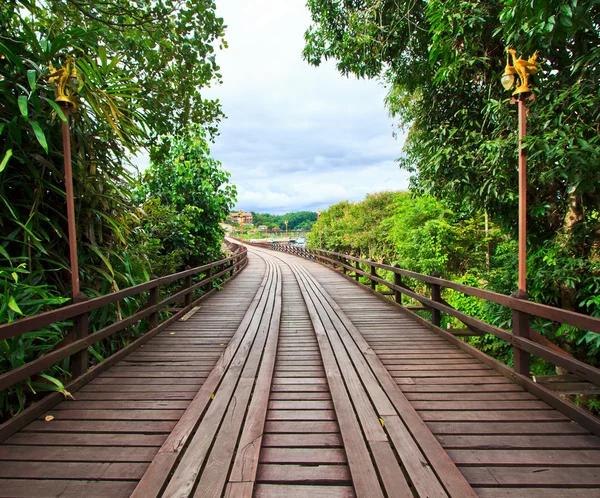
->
289;251;600;498
0;253;266;498
1;243;600;497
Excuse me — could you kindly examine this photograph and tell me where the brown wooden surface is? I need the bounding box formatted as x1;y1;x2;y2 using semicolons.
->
0;252;264;498
3;241;600;497
297;250;600;497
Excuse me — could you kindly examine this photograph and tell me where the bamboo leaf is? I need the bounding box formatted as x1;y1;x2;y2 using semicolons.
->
27;69;36;91
38;374;75;400
0;149;12;172
8;296;23;315
18;96;28;118
30;121;48;153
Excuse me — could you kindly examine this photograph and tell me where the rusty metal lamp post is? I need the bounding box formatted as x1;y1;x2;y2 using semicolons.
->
48;59;81;299
501;48;540;294
501;48;540;375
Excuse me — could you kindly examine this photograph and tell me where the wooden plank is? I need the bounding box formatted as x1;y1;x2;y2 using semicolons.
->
264;421;339;433
266;410;336;420
260;448;346;464
0;461;147;480
447;448;600;466
426;421;590;435
254;484;355;498
23;420;176;433
437;434;600;449
473;488;599;498
261;434;343;447
460;466;600;486
0;445;156;462
46;409;185;420
0;479;136;498
257;464;351;484
54;400;190;410
4;432;166;447
418;410;568;422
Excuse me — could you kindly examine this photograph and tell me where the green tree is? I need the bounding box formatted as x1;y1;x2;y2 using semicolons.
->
0;0;230;417
143;126;237;266
304;0;600;348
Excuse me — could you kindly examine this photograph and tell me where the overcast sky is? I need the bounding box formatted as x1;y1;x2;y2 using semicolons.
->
136;0;410;214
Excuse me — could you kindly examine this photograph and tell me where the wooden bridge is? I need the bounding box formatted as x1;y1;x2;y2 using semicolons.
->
1;240;600;497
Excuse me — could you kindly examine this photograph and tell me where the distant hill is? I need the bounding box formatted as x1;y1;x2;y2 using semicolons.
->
251;211;317;231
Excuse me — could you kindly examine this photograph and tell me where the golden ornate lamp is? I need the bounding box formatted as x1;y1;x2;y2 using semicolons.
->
502;49;540;95
48;58;79;110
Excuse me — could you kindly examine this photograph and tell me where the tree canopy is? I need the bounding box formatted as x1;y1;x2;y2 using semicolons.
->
304;0;600;316
251;211;318;231
0;0;235;417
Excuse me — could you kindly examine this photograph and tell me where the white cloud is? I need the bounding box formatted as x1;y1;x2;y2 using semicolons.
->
136;0;410;213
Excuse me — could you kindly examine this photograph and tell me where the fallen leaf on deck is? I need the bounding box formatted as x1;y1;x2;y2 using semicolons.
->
45;415;54;422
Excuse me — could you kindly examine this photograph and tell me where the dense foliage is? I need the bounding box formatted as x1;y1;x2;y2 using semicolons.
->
250;211;317;231
309;192;599;379
0;0;234;417
304;1;600;366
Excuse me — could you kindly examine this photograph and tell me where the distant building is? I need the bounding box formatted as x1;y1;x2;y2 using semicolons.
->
229;211;253;225
258;225;268;231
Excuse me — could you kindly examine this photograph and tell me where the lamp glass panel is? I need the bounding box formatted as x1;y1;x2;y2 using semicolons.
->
501;73;515;90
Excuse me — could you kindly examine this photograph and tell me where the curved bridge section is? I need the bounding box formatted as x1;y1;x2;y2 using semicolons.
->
1;243;600;497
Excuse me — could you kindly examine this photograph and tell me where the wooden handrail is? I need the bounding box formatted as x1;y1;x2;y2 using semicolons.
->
0;242;248;395
0;250;245;342
244;240;600;389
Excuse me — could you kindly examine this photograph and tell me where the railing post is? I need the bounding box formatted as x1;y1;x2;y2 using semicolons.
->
370;264;377;290
431;272;441;327
512;290;530;376
393;264;402;305
354;260;360;281
71;292;89;378
340;256;347;275
206;266;213;292
184;266;192;307
149;284;159;330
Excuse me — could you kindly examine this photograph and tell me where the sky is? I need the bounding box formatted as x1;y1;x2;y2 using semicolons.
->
136;0;410;214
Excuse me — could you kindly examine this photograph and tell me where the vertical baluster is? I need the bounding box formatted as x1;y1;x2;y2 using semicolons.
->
71;292;89;378
370;265;377;291
149;284;159;330
205;266;213;293
354;260;360;281
393;265;402;305
431;272;441;327
184;266;192;307
512;290;530;376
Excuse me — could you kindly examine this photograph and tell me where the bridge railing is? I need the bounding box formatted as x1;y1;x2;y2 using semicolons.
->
247;239;600;434
0;240;248;441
